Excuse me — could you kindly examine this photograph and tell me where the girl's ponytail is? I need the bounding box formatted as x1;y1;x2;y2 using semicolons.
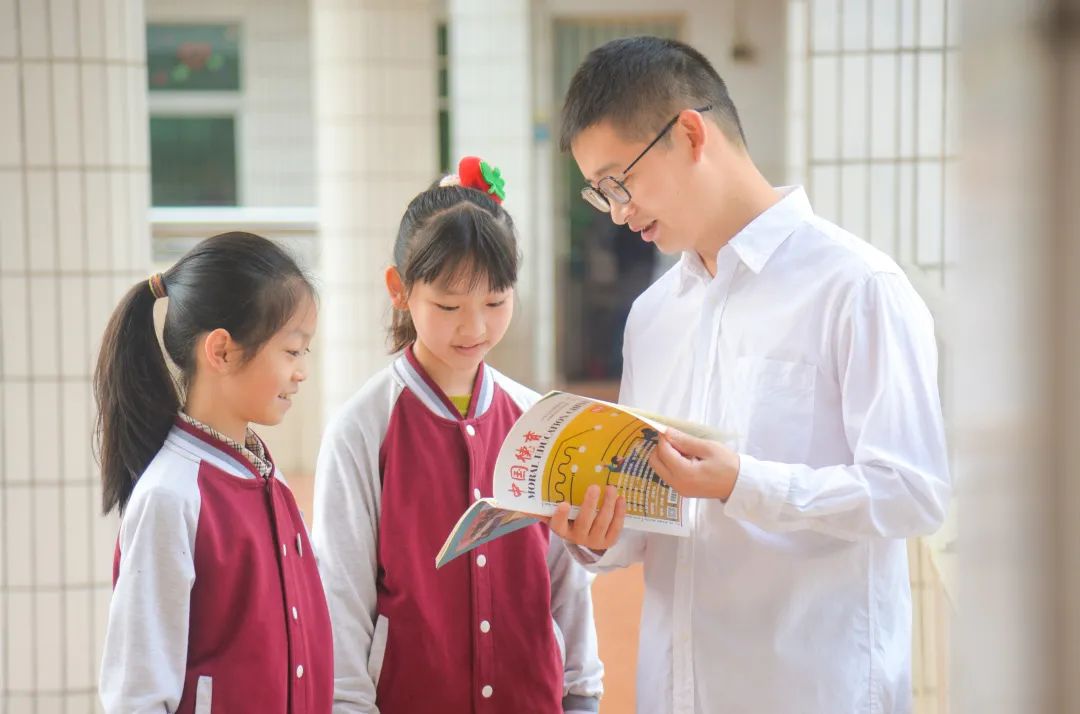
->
93;278;179;515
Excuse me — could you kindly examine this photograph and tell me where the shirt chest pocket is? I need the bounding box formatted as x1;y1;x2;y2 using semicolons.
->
728;356;816;464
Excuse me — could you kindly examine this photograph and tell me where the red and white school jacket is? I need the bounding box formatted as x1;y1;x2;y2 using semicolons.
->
312;347;604;713
99;417;334;714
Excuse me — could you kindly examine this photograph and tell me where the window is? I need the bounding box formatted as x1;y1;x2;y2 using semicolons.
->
147;23;242;207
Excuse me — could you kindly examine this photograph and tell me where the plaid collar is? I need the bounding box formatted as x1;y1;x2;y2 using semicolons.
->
177;412;274;479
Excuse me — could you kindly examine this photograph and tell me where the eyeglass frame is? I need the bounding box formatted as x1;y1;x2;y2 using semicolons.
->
580;105;713;212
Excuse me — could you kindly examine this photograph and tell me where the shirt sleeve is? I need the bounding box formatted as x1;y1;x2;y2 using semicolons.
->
724;271;951;540
547;534;604;711
312;414;383;714
99;484;198;714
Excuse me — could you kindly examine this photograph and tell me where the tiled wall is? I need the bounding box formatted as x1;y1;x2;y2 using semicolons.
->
0;0;149;710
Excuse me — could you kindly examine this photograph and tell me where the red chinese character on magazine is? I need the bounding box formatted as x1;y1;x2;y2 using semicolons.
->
523;431;541;442
515;445;533;462
510;465;527;481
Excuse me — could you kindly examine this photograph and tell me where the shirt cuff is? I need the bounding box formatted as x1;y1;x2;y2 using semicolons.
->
563;694;600;712
723;453;790;524
565;543;610;569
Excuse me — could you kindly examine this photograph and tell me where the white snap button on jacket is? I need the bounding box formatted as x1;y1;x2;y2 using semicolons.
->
473;488;482;500
480;620;491;633
296;534;303;556
465;424;476;436
476;554;487;567
481;685;493;698
292;606;298;620
296;665;304;678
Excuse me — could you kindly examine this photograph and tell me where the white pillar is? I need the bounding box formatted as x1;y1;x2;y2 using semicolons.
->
312;0;439;416
448;0;549;387
0;0;149;709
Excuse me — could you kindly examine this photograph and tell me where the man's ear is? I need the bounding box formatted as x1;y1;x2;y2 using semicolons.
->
678;108;709;162
201;328;235;373
385;266;409;310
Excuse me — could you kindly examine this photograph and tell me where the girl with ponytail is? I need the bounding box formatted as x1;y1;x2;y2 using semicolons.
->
95;232;333;713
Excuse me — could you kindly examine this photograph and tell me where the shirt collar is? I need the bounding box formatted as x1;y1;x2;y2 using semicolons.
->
177;411;274;479
674;186;814;295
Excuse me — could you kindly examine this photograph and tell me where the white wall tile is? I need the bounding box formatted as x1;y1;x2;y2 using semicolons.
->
869;54;897;159
80;63;107;165
898;53;915;156
50;0;79;59
0;64;19;166
915;160;944;265
64;485;93;583
919;0;945;47
840;0;868;51
16;0;49;58
35;590;65;689
105;65;128;165
5;485;33;586
0;169;27;271
6;592;35;688
0;0;16;58
840;162;869;238
60;277;91;377
1;277;30;376
29;276;60;376
84;170;109;270
870;0;898;49
35;485;64;587
53;62;82;165
33;381;63;481
809;164;840;223
869;163;897;252
79;0;106;60
810;56;838;160
27;170;58;269
65;588;96;688
56;169;85;272
810;0;839;52
917;51;944;157
21;63;54;166
840;54;868;159
61;382;93;477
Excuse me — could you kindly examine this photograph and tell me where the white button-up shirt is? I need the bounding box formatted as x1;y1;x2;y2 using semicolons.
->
579;187;950;714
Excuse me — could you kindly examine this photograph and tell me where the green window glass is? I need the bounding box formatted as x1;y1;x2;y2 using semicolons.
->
150;117;237;206
147;24;241;91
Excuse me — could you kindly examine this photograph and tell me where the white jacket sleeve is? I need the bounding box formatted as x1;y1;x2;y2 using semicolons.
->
99;484;197;714
312;411;384;714
724;272;952;540
548;535;604;712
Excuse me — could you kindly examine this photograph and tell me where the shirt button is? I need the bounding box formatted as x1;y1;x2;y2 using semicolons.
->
481;685;493;698
281;544;287;558
292;606;299;620
296;664;304;678
465;424;476;437
296;534;303;557
480;619;491;633
473;488;482;500
476;554;487;567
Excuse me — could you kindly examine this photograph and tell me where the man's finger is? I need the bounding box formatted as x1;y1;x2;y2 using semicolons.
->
589;485;619;540
549;501;572;539
571;484;601;540
663;428;713;459
603;495;628;548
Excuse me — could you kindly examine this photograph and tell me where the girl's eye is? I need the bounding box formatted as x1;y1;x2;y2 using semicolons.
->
487;300;507;308
435;303;458;312
287;348;311;357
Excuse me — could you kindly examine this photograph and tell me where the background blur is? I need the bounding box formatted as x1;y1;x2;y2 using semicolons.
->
0;0;1077;712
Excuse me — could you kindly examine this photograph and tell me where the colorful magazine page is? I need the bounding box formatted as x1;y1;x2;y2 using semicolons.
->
435;497;540;569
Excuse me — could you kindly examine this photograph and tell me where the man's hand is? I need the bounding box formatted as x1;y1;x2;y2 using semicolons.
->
549;484;627;552
649;428;741;501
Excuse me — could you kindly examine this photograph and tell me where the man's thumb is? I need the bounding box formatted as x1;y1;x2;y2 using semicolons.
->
663;428;712;458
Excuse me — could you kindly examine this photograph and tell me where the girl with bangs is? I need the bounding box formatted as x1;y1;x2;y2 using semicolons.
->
312;158;604;713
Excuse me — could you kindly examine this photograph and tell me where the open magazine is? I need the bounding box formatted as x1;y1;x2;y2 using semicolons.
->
435;391;732;569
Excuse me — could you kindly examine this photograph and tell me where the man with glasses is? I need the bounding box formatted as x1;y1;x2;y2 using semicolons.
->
549;36;950;714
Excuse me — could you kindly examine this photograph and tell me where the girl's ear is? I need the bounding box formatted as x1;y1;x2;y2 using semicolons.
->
385;266;409;310
201;328;235;374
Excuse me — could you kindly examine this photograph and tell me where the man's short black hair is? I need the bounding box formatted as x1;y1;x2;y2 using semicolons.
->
559;36;746;152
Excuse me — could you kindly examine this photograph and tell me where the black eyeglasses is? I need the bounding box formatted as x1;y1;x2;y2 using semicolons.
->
581;105;712;212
